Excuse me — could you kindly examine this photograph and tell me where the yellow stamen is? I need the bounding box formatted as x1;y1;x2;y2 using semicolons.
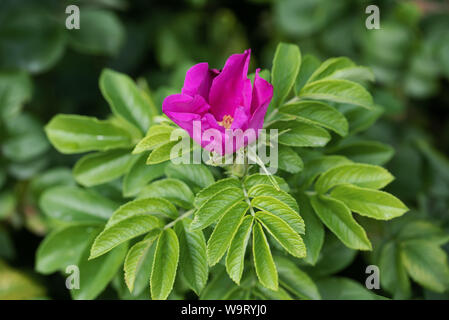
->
218;115;234;129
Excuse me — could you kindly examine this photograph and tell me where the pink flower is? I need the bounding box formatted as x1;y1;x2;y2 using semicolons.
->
162;49;273;155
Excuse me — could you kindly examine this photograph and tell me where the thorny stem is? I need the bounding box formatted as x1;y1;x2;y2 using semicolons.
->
164;209;194;229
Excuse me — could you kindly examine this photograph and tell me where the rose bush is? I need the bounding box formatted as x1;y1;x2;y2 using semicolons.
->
2;0;449;301
36;42;446;300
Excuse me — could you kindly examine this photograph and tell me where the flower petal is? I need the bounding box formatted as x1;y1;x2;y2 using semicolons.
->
197;114;224;154
202;113;224;132
162;94;210;136
230;106;249;131
181;63;218;100
250;69;273;114
208;49;251;121
248;69;273;131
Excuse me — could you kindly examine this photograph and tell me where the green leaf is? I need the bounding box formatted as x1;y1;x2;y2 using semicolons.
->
341;104;383;134
194;178;241;208
307;57;355;83
123;154;167;197
36;224;94;274
300;79;374;109
277;146;303;173
275;256;321;300
2;125;49;162
106;198;178;228
279;100;348;136
315;163;394;194
100;69;152;133
0;192;15;221
249;69;271;83
73;241;128;300
7;157;47;180
165;163;215;190
398;221;449;245
248;184;299;212
316;277;381;300
309;194;372;251
90;215;162;259
330;185;408;220
132;125;175;154
256;211;306;258
150;229;180;300
30;167;75;195
45;114;133;154
73;150;134;187
298;155;352;190
273;0;329;37
416;139;449;181
207;202;248;266
271;43;301;108
0;261;45;299
68;9;124;56
174;218;208;295
243;174;290;192
301;233;355;278
0;71;32;119
295;54;320;93
146;139;197;165
223;287;251;300
253;222;278;290
304;232;356;277
255;285;293;300
226;216;253;285
191;187;244;231
401;240;449;292
110;114;143;142
297;193;324;265
124;230;160;293
200;265;237;300
269;120;330;147
326;66;375;83
0;9;65;74
329;141;394;165
139;179;194;209
39;186;117;223
379;241;411;299
251;196;304;235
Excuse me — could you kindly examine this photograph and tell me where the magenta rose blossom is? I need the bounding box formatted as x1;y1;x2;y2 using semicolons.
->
162;49;273;155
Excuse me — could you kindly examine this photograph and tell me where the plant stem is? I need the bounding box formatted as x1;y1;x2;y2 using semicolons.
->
305;191;317;197
265;108;278;123
242;183;256;217
164;209;194;229
264;97;301;123
247;147;280;191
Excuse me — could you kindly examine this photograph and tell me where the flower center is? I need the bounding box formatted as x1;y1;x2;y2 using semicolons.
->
218;115;234;129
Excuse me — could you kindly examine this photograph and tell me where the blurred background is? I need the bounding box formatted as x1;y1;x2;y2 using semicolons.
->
0;0;448;299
